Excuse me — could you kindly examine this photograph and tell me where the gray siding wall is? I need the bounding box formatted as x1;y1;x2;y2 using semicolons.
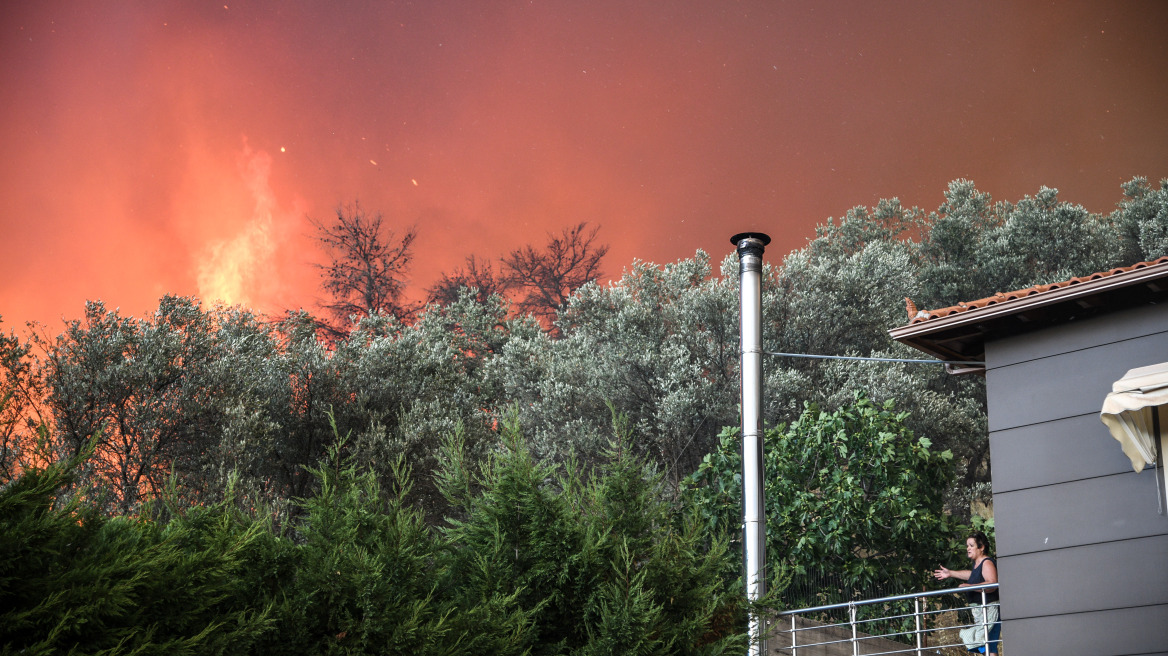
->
984;302;1168;655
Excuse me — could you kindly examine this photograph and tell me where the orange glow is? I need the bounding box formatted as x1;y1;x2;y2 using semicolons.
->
2;2;1168;331
194;143;300;309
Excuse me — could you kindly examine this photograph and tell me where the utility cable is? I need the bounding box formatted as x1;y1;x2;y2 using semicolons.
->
763;351;984;367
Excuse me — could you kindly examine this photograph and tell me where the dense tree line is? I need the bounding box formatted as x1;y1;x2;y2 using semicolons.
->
764;176;1168;511
2;176;1166;631
4;177;1167;514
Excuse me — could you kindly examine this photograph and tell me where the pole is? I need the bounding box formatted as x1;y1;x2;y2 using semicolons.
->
1154;407;1164;515
914;596;922;655
980;589;989;653
732;232;770;656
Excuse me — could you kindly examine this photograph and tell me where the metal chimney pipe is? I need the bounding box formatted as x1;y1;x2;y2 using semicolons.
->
731;232;770;656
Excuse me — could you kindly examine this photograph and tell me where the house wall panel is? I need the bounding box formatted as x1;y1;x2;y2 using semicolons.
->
989;413;1135;493
1002;604;1168;656
996;534;1168;619
985;329;1168;432
994;471;1168;557
987;302;1168;367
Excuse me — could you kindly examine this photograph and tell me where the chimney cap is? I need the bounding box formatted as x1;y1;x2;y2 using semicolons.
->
730;232;771;247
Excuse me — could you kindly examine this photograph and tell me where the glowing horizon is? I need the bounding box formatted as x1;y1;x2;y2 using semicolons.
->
3;1;1167;331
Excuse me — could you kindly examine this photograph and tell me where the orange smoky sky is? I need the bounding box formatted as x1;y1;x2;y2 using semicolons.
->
3;1;1168;330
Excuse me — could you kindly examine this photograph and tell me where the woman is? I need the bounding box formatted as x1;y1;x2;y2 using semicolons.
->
934;532;1000;654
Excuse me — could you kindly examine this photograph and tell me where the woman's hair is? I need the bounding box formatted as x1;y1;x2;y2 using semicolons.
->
968;531;992;555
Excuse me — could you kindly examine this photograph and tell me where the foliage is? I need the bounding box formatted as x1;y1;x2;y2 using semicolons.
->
10;175;1168;543
1112;176;1168;260
0;415;746;655
498;252;739;481
313;201;418;333
329;292;530;522
8;176;1168;651
0;318;48;481
264;424;532;656
18;293;531;519
915;180;1125;308
0;438;277;655
763;178;1167;514
684;394;959;609
439;412;747;656
41;296;261;512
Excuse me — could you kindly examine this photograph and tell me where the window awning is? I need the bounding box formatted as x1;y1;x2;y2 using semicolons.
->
1101;362;1168;472
1101;362;1168;514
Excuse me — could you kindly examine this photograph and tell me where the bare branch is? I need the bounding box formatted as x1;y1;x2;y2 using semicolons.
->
312;201;417;331
500;222;608;330
427;254;511;306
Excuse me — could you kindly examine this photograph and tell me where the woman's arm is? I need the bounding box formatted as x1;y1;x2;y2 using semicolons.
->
933;566;971;581
977;559;998;585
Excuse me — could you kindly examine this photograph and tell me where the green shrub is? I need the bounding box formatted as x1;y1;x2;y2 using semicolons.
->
685;393;961;611
0;442;275;655
2;416;747;655
440;413;747;656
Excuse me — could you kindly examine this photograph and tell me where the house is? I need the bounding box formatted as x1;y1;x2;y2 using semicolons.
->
890;256;1168;655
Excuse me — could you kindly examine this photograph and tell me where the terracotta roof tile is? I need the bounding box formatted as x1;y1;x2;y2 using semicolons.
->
908;256;1168;325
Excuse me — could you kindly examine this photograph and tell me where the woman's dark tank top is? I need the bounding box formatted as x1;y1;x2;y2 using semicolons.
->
966;557;999;603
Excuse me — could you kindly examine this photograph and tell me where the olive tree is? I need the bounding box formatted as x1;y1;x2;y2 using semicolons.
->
684;394;960;607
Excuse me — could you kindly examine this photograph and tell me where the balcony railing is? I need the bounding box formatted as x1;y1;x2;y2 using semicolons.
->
774;583;1000;655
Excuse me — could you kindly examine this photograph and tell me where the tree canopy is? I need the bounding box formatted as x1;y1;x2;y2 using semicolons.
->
685;395;959;606
3;176;1168;623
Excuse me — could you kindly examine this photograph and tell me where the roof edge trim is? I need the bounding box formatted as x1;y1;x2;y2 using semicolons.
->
890;261;1168;342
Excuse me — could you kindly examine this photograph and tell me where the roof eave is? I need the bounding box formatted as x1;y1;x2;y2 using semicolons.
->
890;261;1168;363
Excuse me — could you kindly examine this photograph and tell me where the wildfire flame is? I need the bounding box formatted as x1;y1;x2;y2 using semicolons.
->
196;143;283;308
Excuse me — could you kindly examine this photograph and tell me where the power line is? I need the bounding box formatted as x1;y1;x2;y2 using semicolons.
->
763;351;983;367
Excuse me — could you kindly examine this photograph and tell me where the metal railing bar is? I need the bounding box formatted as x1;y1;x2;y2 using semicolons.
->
778;616;988;637
856;627;924;642
859;639;996;656
849;602;858;656
924;619;996;632
859;647;929;656
784;621;852;634
773;634;1001;653
776;583;998;616
778;622;997;636
783;638;994;656
777;621;975;644
776;635;856;649
913;597;922;654
774;634;993;651
852;609;921;624
917;606;966;619
859;625;929;639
